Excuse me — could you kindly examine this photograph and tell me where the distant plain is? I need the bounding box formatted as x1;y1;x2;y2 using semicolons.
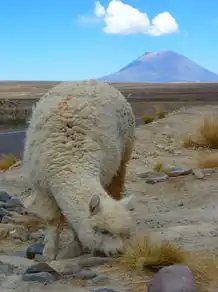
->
1;81;218;131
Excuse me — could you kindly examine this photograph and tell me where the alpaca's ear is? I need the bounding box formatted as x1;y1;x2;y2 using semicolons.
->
121;194;136;211
89;194;101;216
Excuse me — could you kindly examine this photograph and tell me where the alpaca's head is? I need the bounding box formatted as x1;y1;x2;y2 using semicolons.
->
88;193;135;242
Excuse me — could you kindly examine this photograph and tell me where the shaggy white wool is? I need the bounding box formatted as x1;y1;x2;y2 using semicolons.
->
23;80;136;258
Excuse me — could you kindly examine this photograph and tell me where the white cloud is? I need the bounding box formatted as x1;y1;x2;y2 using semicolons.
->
94;1;106;17
93;0;179;36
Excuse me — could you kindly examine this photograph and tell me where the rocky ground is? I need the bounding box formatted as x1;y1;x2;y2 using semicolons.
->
1;104;218;291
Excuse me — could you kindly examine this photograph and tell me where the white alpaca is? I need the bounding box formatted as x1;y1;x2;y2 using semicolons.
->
23;80;136;260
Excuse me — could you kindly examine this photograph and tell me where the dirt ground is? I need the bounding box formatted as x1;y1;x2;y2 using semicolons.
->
1;103;218;291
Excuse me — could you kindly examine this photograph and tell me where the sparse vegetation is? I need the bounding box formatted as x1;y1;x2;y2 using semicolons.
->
143;115;154;124
183;115;218;149
120;234;218;292
0;154;21;171
153;160;171;173
157;111;167;119
155;104;167;119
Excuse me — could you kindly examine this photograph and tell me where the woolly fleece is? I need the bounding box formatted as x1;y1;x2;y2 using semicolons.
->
23;80;136;258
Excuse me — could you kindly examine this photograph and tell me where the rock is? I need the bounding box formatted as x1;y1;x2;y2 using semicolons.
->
91;274;109;283
24;262;60;279
0;190;11;202
166;167;192;177
22;271;57;283
26;243;44;259
147;264;197;292
139;172;169;184
1;215;14;224
5;198;24;210
192;169;204;180
73;269;97;279
0;208;11;222
14;206;28;215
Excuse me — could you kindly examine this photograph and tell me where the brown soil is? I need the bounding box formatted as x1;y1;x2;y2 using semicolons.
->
1;103;218;291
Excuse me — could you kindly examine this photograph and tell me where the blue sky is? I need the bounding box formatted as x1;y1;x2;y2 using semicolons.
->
1;0;218;80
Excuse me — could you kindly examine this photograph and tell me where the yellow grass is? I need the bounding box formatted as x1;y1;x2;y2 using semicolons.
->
153;160;171;173
184;115;218;149
143;115;154;124
0;154;20;171
120;234;218;292
197;152;218;168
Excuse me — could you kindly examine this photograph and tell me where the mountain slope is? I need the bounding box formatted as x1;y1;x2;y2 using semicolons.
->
100;51;218;83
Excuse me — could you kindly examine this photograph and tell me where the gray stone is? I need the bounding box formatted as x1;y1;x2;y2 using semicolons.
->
0;208;11;222
22;271;57;284
26;243;44;259
14;206;28;215
91;275;109;283
25;262;60;279
6;198;24;210
192;169;204;180
73;269;97;279
147;264;197;292
0;190;11;202
1;215;13;224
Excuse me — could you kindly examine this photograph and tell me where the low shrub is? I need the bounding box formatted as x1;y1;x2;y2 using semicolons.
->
144;115;154;124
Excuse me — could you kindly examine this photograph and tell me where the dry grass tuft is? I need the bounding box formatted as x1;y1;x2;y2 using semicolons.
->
143;115;154;124
120;234;185;272
155;104;167;119
0;154;21;171
120;234;218;292
184;115;218;149
197;152;218;168
153;160;171;173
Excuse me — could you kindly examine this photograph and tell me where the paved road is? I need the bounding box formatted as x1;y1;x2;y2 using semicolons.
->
0;118;144;159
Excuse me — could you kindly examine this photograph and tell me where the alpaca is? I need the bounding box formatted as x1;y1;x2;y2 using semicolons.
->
23;80;136;260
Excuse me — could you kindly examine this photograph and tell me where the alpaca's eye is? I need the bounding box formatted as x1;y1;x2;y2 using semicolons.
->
93;227;112;236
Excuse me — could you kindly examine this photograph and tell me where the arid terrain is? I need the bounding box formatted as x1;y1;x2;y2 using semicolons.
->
1;82;218;291
1;81;218;129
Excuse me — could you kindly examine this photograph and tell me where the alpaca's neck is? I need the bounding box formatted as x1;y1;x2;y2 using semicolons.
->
49;168;108;201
